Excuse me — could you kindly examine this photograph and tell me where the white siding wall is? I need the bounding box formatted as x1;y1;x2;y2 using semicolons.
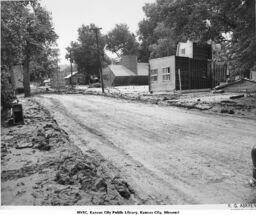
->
149;56;176;92
176;41;193;58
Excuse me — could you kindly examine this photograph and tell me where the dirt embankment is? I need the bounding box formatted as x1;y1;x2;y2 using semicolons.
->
1;99;136;205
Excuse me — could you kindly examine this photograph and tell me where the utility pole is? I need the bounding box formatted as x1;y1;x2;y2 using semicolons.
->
69;49;73;88
90;27;104;93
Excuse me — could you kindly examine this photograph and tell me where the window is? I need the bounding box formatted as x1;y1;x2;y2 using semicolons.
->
150;69;158;81
181;48;186;54
162;67;171;81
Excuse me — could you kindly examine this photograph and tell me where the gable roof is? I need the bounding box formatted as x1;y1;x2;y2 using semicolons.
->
109;65;136;77
109;63;149;77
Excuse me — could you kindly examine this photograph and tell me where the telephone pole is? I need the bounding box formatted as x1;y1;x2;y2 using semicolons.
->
90;27;104;93
69;49;73;87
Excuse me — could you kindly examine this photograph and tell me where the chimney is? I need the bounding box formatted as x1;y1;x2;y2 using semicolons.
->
120;55;138;74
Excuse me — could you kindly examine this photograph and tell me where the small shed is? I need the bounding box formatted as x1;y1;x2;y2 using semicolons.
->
64;72;86;85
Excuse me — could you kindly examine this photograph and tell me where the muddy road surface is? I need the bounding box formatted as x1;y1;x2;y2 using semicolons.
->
35;94;256;204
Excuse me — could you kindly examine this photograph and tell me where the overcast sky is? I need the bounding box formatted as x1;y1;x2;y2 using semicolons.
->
41;0;155;65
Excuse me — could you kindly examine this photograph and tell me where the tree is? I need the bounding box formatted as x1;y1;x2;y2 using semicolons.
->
1;0;58;97
66;24;107;82
30;46;59;83
106;24;139;57
138;0;256;75
1;1;28;68
22;1;58;96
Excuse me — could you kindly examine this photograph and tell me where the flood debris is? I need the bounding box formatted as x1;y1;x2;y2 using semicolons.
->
230;94;244;99
65;86;256;118
112;177;135;199
1;98;136;205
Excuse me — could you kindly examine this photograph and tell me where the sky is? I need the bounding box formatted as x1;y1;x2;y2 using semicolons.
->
41;0;155;65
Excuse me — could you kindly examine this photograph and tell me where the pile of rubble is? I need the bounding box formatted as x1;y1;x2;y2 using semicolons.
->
1;98;136;205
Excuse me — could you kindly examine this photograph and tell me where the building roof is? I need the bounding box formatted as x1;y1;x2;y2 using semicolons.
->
64;71;78;79
109;63;149;77
109;65;136;77
137;63;148;76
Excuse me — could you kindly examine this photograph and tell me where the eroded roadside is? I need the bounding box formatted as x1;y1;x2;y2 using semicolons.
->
1;98;137;205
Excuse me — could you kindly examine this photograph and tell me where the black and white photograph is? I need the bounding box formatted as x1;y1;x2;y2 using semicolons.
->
1;0;256;213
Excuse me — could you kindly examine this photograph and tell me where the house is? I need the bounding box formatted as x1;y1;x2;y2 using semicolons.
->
149;56;211;93
215;78;256;93
64;71;86;85
102;55;149;87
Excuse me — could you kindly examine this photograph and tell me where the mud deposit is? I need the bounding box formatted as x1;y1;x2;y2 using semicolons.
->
1;99;135;205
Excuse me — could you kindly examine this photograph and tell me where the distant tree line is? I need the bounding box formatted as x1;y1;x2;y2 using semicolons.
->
68;0;255;80
65;23;138;82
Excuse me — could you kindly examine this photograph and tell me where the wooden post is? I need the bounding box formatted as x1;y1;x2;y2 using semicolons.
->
70;50;73;87
178;69;182;92
148;63;151;93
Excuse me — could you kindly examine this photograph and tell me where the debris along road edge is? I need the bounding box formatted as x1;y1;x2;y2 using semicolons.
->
1;98;137;205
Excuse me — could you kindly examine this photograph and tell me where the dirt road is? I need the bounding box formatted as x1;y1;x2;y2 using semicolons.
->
35;94;256;204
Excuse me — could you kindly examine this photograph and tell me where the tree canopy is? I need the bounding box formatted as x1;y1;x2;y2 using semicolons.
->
106;24;139;57
1;0;58;97
138;0;256;75
65;24;110;81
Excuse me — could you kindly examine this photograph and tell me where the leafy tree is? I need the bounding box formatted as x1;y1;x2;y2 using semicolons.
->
106;24;139;57
138;0;256;75
1;1;28;67
1;0;58;97
30;46;59;83
22;1;58;96
66;24;108;82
